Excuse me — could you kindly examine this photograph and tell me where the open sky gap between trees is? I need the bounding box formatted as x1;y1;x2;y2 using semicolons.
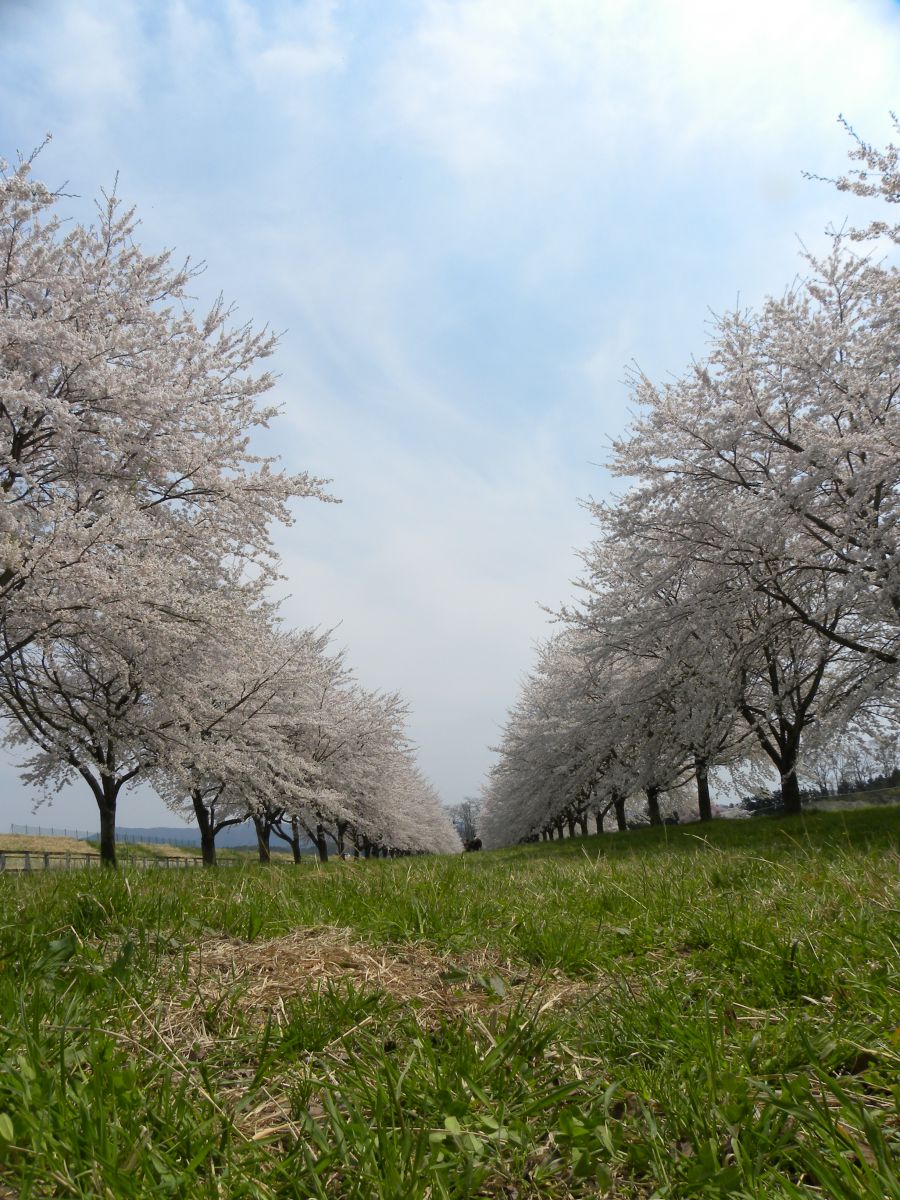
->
2;117;900;863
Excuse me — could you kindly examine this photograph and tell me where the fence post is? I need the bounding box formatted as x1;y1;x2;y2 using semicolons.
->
0;853;5;872
43;853;50;871
23;852;31;872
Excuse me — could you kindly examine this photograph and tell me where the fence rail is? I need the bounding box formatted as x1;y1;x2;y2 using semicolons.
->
0;850;203;873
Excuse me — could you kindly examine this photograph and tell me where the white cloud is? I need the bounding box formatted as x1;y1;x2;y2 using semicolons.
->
225;0;346;87
380;0;900;190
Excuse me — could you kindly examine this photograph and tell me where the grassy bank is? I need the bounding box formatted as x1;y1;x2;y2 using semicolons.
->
0;807;897;1198
0;833;297;868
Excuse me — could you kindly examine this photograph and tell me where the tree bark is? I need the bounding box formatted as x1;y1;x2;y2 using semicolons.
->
614;795;627;832
253;815;271;864
646;786;662;826
567;815;577;838
192;792;217;867
315;822;329;863
289;816;303;864
98;796;117;868
578;814;589;836
200;826;217;867
695;757;713;823
781;769;802;815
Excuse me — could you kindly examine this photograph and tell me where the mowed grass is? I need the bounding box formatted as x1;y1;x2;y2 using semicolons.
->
0;809;897;1199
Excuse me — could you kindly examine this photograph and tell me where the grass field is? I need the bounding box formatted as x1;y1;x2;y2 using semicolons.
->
0;808;897;1198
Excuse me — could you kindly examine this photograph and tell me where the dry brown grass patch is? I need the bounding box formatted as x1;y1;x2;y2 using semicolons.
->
188;927;510;1018
0;833;93;855
116;927;593;1144
0;833;201;861
178;927;595;1026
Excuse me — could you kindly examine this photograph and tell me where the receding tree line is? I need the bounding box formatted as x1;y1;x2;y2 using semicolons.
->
480;115;900;848
0;144;460;866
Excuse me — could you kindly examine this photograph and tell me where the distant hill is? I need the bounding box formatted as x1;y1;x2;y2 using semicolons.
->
113;823;318;852
112;824;241;848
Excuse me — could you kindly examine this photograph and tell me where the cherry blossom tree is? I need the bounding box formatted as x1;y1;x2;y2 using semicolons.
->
0;549;215;865
0;148;336;860
1;151;328;652
153;613;460;864
819;113;900;244
612;243;900;669
151;617;332;865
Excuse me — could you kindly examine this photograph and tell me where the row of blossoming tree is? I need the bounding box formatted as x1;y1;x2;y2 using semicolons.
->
480;118;900;848
0;147;460;866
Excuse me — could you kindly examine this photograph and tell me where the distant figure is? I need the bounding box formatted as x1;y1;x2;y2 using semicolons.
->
464;837;482;852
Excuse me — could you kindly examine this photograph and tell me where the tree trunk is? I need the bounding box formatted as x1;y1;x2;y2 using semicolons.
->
567;815;577;838
695;757;713;823
363;837;372;859
200;826;217;867
578;814;589;836
555;819;565;839
336;821;347;856
289;817;303;864
614;795;627;832
646;786;662;826
781;769;802;815
192;792;217;867
740;671;810;822
253;816;271;864
315;823;329;863
593;810;604;835
98;797;117;868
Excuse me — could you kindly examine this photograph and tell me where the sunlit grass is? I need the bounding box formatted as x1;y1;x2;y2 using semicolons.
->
0;807;897;1197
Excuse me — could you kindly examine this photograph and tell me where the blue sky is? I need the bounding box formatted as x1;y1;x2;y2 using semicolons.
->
1;0;899;830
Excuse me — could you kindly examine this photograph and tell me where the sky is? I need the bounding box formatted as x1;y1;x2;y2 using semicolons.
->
1;0;899;832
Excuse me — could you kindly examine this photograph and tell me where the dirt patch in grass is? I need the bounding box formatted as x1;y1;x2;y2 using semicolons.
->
119;927;595;1144
182;926;590;1022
